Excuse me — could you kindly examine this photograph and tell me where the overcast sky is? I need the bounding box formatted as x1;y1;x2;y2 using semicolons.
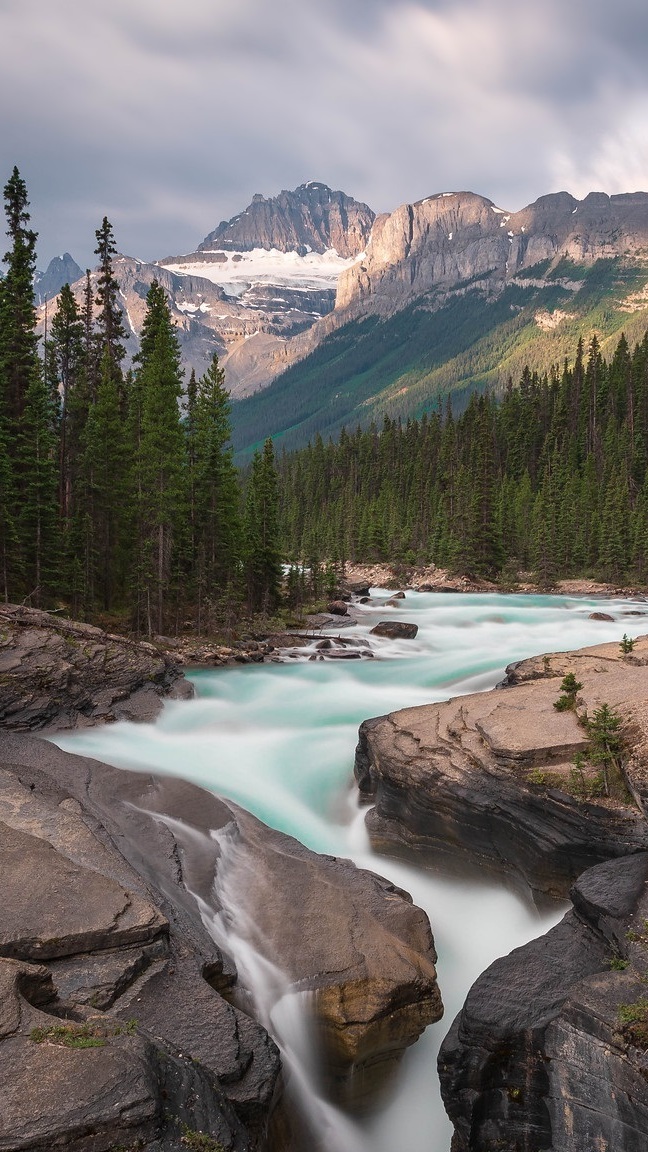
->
2;0;648;268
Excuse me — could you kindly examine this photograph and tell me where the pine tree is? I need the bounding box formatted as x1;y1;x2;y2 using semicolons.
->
47;283;86;520
82;349;128;611
0;167;39;435
244;439;282;613
130;280;186;635
16;368;60;604
94;217;128;395
192;355;241;627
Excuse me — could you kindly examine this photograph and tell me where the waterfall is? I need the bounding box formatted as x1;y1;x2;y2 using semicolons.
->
52;591;646;1150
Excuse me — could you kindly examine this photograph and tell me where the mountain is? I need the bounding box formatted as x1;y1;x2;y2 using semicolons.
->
37;184;374;392
35;184;648;442
35;252;83;303
230;190;648;456
196;180;374;257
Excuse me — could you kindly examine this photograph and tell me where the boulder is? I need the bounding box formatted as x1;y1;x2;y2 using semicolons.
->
439;853;648;1152
370;621;419;640
589;611;615;621
0;603;189;731
355;637;648;897
327;600;350;616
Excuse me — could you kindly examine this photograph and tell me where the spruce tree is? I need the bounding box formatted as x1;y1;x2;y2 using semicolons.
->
244;438;282;613
0;167;39;435
94;217;128;395
16;368;60;605
192;355;241;626
130;280;186;635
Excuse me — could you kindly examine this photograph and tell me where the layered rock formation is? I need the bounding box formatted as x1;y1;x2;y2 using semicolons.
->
0;603;190;730
0;731;442;1149
355;635;648;897
439;852;648;1152
336;189;648;316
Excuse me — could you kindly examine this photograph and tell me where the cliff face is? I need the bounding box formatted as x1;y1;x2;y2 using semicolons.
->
439;853;648;1152
198;182;375;258
355;635;648;898
336;189;648;315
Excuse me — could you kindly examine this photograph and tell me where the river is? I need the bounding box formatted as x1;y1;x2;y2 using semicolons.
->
52;591;647;1152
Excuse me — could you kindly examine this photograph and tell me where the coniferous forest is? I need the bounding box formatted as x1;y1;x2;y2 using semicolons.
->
3;165;648;638
278;330;648;588
0;168;282;632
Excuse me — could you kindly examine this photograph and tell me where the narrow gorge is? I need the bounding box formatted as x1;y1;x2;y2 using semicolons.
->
4;590;648;1149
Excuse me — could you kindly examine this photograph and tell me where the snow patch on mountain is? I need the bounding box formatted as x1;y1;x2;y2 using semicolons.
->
161;247;361;297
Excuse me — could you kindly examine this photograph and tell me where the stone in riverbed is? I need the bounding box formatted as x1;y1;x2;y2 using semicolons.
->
370;621;418;639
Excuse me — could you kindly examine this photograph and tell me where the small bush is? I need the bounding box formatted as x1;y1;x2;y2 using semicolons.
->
618;997;648;1046
620;634;635;654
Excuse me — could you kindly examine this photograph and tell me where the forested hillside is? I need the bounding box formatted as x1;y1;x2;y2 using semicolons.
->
278;329;648;586
232;257;648;459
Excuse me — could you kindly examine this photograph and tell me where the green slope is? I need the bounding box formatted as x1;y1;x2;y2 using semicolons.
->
231;257;648;460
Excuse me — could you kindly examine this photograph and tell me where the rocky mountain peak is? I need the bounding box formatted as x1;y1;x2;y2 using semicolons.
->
34;252;83;304
197;182;375;257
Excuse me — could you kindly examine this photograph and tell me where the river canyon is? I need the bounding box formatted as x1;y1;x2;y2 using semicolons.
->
48;590;648;1151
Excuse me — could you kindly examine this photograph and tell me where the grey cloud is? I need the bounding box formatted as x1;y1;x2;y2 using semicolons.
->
1;0;648;267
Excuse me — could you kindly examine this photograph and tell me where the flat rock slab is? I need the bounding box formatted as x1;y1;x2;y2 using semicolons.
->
356;637;648;896
0;821;167;960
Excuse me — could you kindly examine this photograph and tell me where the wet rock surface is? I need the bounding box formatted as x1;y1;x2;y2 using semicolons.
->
0;604;190;731
0;730;442;1146
439;853;648;1152
356;636;648;897
0;734;278;1151
370;620;419;639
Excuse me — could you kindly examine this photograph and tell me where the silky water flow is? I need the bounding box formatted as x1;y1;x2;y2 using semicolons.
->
52;592;646;1152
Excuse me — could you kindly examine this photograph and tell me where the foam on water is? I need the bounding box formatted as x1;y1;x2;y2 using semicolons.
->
51;591;648;1151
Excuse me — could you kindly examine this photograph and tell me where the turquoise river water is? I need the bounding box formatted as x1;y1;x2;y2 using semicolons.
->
53;591;648;1152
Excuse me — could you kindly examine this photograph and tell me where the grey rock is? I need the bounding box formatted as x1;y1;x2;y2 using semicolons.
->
197;182;374;258
370;621;419;639
0;730;442;1126
0;603;189;731
439;853;648;1152
355;637;648;897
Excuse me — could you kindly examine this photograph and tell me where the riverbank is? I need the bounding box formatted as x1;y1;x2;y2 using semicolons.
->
341;562;647;598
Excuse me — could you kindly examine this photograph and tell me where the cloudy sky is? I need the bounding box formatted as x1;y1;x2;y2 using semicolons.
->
2;0;648;268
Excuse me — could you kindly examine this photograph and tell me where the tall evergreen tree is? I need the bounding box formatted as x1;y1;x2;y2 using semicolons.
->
0;167;39;435
130;280;186;635
244;438;282;613
192;355;241;622
94;217;128;393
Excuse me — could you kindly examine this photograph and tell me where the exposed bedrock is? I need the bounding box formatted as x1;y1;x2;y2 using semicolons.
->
439;852;648;1152
355;637;648;898
0;731;441;1148
0;603;191;731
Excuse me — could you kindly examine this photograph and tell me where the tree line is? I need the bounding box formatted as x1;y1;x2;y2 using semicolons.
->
0;168;281;632
277;327;648;587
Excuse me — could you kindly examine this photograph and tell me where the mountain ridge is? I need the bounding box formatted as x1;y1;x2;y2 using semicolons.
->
36;182;648;431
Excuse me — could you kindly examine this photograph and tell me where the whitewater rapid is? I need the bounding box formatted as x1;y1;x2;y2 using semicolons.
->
52;591;648;1151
